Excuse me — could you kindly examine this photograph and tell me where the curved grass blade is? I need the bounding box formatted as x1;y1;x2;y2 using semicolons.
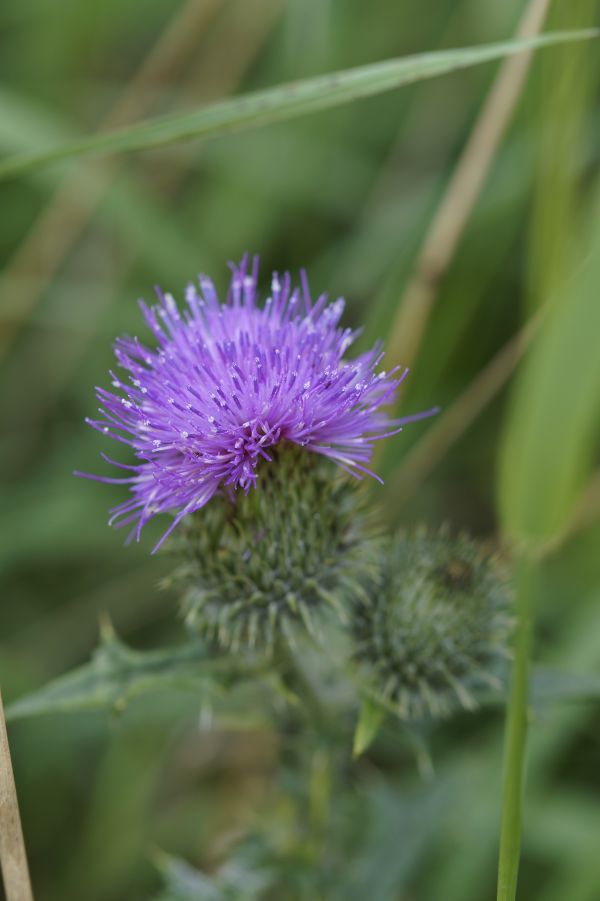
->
0;31;597;182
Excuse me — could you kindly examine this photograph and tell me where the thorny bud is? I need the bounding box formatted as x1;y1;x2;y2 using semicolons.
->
351;527;512;721
177;446;382;653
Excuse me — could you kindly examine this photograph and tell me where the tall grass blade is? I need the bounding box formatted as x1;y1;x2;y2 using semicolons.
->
0;31;597;182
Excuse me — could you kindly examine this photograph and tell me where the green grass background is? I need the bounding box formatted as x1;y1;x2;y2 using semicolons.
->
1;1;599;898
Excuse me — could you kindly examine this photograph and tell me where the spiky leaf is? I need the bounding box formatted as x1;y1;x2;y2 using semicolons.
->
6;626;257;721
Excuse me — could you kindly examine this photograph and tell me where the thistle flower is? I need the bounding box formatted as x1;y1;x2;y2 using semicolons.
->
351;528;512;720
79;255;435;552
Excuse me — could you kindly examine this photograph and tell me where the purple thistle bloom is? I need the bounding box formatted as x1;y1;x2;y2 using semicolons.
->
78;256;436;552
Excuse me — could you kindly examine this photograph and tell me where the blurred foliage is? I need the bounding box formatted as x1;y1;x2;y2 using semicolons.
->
1;1;600;899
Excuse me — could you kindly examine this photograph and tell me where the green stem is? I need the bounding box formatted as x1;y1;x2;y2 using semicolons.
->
274;637;329;731
496;554;536;901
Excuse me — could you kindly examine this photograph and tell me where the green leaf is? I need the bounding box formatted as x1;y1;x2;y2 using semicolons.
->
5;624;258;721
498;182;600;542
353;697;386;757
153;854;223;901
479;666;600;710
152;851;272;901
529;666;600;707
0;31;597;182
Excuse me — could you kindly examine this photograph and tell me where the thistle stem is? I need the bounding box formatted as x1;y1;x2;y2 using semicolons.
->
496;554;535;901
274;637;328;730
0;690;34;901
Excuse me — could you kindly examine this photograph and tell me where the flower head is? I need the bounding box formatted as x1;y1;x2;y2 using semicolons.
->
351;528;512;720
80;256;435;551
180;445;381;652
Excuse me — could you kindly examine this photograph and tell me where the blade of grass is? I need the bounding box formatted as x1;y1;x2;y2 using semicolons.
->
499;200;600;543
496;4;599;894
556;466;600;547
425;585;600;901
496;553;536;901
385;0;551;372
0;31;596;182
527;0;599;313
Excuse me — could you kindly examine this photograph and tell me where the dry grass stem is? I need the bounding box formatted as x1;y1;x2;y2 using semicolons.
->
386;0;551;371
387;313;542;514
0;691;33;901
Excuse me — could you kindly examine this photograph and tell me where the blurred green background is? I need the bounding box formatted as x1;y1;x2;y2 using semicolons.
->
1;1;599;899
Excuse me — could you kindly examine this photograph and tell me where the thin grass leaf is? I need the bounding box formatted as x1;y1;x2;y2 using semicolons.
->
0;31;597;182
498;183;600;543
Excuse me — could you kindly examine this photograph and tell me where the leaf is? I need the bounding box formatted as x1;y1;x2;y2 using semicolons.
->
5;624;258;721
334;779;453;901
152;851;272;901
0;31;597;182
153;854;223;901
498;176;600;542
478;665;600;710
529;666;600;707
353;697;386;757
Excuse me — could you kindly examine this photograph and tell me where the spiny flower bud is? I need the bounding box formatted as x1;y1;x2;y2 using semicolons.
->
179;446;382;653
351;528;512;721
